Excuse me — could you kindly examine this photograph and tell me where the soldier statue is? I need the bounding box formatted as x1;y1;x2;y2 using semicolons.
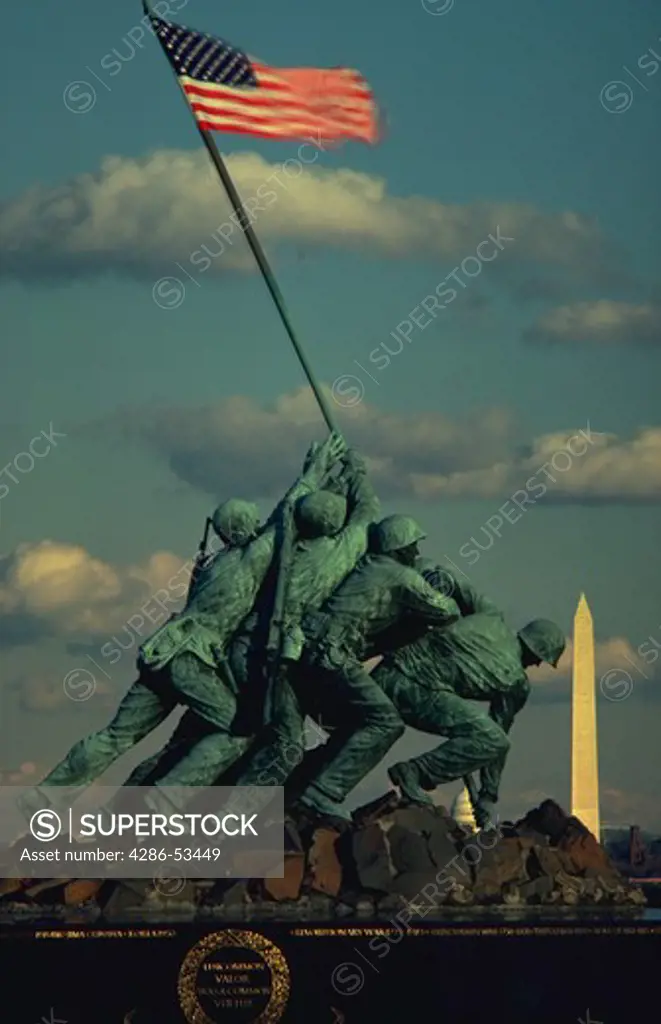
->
18;432;346;816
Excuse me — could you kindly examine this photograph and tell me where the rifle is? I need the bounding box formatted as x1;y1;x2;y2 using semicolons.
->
186;516;213;601
197;515;212;560
263;499;296;722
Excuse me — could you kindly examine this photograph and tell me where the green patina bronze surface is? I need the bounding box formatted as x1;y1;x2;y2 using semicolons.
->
23;439;566;833
376;571;565;824
30;434;346;801
288;534;461;817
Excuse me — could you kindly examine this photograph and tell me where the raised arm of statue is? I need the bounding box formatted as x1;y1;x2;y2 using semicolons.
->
245;433;349;582
321;450;356;498
313;454;380;589
263;432;348;528
327;451;381;574
343;450;380;524
301;431;348;488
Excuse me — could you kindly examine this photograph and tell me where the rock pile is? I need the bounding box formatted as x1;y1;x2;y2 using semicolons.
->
0;797;646;916
241;795;644;913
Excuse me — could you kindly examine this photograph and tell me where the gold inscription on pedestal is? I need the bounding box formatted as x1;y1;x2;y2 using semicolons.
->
178;930;290;1024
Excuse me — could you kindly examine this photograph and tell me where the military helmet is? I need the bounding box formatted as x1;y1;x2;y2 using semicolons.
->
372;514;426;554
518;619;566;668
294;491;347;537
211;498;260;545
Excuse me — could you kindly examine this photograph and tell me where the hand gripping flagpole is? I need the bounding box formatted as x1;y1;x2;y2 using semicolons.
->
143;0;338;435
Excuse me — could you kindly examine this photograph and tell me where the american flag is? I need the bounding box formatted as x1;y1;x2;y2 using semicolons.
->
149;14;379;145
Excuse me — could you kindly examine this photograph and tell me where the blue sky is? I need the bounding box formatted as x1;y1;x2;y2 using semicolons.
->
1;0;660;828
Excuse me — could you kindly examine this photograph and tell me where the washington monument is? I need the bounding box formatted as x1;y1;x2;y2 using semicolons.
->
571;594;600;838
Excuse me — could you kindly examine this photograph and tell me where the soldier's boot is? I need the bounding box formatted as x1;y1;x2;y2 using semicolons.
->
294;794;352;833
388;762;434;807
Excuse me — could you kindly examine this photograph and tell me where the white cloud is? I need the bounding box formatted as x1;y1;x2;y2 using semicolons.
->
413;425;661;502
110;386;661;503
0;540;188;637
0;148;614;283
524;300;661;346
109;384;515;500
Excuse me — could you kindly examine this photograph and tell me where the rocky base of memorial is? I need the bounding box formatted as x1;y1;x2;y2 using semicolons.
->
0;798;646;916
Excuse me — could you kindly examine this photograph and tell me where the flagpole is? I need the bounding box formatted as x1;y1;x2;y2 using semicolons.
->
143;0;338;434
198;130;338;434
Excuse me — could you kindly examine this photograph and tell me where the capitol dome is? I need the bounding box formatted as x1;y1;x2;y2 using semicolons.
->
451;787;476;831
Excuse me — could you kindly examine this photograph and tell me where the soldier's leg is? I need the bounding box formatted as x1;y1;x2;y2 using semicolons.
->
281;684;339;804
232;671;306;789
379;667;509;794
121;709;211;787
104;712;242;826
145;653;251;811
200;673;308;845
149;729;251;791
38;675;175;790
297;661;405;814
124;641;251;791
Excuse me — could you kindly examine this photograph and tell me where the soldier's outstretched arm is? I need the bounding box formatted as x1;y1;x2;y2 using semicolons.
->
402;571;461;627
299;431;348;491
322;447;360;498
322;468;350;497
328;450;381;575
343;450;380;524
243;433;349;583
263;432;348;527
420;563;499;617
455;579;500;617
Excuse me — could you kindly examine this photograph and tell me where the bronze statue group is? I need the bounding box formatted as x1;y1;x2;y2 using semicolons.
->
21;433;565;831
